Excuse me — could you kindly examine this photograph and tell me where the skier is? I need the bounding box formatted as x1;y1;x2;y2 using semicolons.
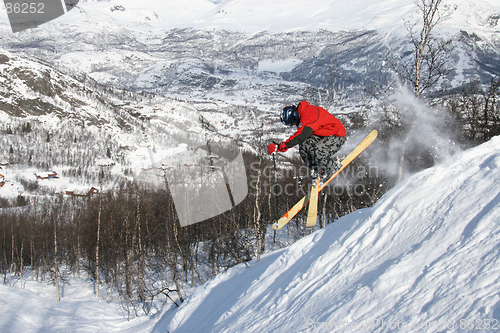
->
268;101;347;184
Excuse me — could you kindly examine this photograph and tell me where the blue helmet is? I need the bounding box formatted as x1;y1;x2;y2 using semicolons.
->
281;105;299;126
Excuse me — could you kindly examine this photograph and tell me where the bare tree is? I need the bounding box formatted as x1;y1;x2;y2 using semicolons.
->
447;77;500;143
482;76;500;140
53;203;61;302
397;0;453;99
253;154;264;262
95;166;105;298
392;0;453;182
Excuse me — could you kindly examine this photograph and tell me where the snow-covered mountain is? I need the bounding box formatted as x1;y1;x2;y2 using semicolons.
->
155;134;500;333
1;0;498;107
0;48;269;195
0;49;121;120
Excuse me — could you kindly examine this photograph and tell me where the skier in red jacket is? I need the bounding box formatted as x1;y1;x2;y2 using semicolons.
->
268;101;347;183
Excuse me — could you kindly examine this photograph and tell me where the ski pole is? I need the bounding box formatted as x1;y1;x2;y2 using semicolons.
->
271;145;280;243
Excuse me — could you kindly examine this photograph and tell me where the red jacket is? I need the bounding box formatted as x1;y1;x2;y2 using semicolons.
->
284;101;346;148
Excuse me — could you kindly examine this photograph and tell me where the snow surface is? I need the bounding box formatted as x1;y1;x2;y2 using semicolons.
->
2;0;498;37
154;135;500;333
0;278;155;333
257;59;303;73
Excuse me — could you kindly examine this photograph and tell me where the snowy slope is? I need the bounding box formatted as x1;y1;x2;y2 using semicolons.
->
199;0;500;37
156;135;500;333
0;277;156;333
19;0;500;35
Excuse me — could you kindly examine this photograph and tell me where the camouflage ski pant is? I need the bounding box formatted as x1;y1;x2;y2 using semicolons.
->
299;135;347;179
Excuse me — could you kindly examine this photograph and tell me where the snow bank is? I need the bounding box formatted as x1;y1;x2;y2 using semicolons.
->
157;135;500;333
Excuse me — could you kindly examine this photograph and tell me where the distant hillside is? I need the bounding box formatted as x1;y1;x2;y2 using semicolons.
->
0;50;113;119
0;0;498;107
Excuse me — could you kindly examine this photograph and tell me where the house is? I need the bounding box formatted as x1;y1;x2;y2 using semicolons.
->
66;186;99;197
35;171;58;180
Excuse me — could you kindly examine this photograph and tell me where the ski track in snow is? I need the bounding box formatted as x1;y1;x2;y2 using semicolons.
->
157;136;500;333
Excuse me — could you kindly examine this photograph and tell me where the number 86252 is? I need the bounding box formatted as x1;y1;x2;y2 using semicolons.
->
5;2;45;14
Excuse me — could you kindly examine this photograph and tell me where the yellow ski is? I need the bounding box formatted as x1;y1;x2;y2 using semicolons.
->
306;171;321;227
